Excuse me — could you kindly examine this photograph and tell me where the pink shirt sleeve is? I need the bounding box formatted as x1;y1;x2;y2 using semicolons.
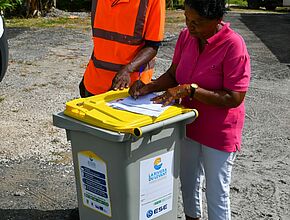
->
223;34;251;92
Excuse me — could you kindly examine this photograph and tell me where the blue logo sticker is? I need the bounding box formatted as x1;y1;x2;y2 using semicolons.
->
146;209;153;218
153;157;162;170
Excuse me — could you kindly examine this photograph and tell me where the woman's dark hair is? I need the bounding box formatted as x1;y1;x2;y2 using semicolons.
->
184;0;226;19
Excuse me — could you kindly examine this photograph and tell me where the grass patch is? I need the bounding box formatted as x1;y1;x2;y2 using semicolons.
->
227;0;248;7
6;16;91;29
166;10;184;24
275;7;290;12
0;96;4;102
165;9;185;32
5;6;290;29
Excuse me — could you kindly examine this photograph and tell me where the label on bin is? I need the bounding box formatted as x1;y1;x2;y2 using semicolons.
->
78;151;112;217
139;151;174;220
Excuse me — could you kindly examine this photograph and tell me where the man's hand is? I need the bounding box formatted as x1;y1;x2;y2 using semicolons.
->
111;66;131;90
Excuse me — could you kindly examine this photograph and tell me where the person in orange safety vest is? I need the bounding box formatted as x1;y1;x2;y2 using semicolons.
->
79;0;165;97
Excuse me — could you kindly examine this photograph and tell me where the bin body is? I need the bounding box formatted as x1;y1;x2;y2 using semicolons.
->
53;110;196;220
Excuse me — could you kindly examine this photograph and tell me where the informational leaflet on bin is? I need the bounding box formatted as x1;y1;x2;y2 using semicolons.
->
139;151;174;220
78;151;112;217
107;93;170;117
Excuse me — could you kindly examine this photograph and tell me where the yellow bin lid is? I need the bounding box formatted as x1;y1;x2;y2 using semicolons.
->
64;89;198;137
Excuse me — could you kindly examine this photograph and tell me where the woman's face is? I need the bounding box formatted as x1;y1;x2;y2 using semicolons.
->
184;4;221;40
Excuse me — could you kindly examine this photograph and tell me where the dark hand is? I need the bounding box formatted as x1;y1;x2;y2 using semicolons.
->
111;66;131;90
152;84;190;106
129;80;145;99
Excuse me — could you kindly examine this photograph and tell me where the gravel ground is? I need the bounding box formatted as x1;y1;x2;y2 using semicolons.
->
0;10;289;220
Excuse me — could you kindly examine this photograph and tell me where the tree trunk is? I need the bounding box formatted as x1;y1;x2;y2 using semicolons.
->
25;0;55;17
166;0;174;8
25;0;40;17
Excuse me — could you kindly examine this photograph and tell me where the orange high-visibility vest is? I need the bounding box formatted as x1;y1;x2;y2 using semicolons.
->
83;0;165;95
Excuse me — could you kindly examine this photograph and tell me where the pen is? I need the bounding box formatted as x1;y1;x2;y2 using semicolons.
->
138;65;145;81
133;65;145;100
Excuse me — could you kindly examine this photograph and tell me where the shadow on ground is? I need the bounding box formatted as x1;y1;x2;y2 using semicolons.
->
0;208;79;220
240;13;290;64
6;27;31;40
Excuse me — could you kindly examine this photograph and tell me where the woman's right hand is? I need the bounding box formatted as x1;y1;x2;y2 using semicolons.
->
129;80;146;99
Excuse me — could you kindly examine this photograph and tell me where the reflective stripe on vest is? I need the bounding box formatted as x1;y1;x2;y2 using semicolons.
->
90;0;153;73
91;52;122;72
91;52;155;73
91;0;148;45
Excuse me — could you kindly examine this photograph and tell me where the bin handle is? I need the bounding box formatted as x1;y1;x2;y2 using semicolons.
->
133;127;142;137
129;110;198;138
65;105;198;138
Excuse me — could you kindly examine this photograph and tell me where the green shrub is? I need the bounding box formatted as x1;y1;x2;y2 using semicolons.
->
166;0;184;9
0;0;22;13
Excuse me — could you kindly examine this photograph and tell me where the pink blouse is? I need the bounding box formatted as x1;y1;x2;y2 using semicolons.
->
173;23;251;152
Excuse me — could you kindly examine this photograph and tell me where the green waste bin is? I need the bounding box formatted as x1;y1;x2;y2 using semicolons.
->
53;90;198;220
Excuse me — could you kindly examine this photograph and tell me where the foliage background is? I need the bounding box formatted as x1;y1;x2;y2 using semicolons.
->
0;0;22;13
1;0;54;17
1;0;189;17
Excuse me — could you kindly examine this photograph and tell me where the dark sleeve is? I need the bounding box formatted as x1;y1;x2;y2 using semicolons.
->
145;40;161;48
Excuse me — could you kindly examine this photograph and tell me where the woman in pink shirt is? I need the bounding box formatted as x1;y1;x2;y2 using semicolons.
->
130;0;251;219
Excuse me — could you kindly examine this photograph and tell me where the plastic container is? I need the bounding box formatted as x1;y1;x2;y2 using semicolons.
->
53;90;198;220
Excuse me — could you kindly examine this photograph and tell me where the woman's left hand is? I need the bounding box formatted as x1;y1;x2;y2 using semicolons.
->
152;84;190;106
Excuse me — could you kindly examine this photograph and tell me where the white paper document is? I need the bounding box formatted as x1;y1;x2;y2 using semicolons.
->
107;93;170;117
